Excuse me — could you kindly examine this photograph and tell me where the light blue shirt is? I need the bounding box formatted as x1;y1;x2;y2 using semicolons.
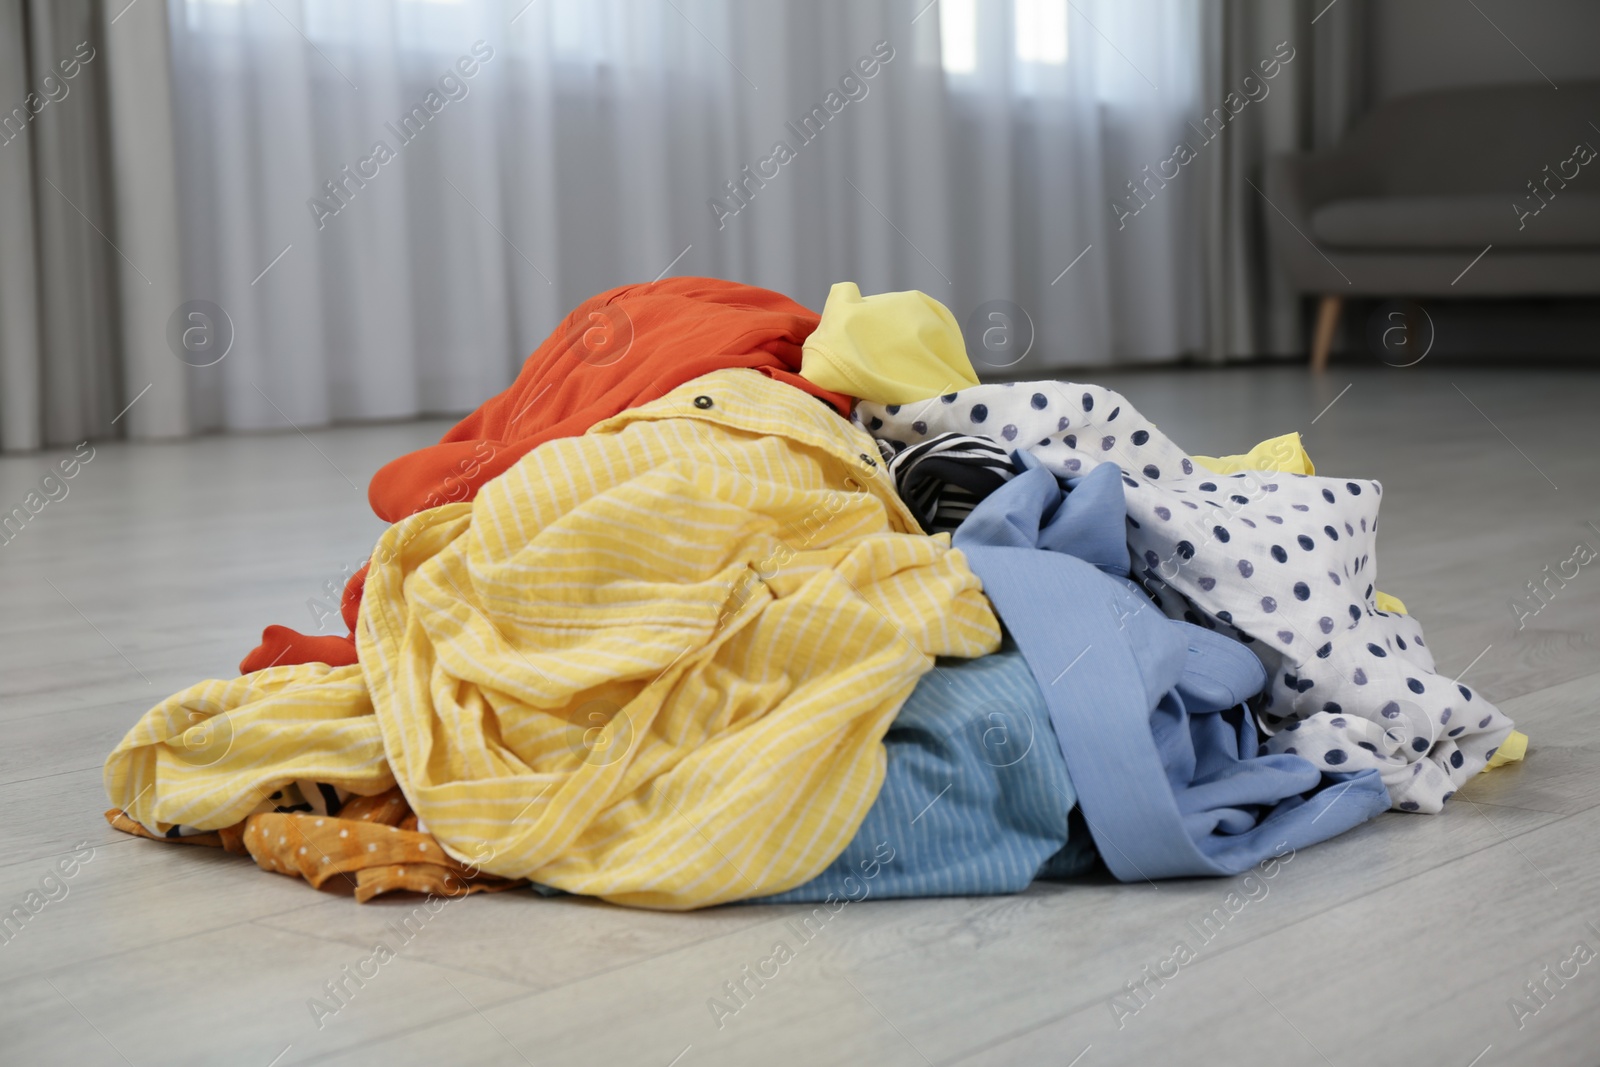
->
953;454;1388;881
758;642;1093;904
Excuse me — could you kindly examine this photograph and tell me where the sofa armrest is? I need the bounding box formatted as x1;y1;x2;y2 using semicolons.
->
1262;152;1356;294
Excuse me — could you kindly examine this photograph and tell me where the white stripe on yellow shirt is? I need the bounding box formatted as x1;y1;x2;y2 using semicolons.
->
104;370;999;908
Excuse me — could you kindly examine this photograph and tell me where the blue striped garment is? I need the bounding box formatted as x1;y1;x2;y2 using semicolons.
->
756;643;1095;904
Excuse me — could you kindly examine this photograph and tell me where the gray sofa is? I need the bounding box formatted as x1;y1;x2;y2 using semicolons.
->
1263;82;1600;370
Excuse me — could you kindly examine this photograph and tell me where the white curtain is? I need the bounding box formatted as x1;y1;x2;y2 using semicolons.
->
156;0;1214;436
10;0;1308;449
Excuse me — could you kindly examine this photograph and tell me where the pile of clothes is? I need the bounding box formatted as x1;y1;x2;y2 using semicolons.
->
102;278;1525;908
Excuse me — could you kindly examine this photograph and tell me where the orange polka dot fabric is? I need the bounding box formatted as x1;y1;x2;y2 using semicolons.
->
104;810;250;854
107;786;524;902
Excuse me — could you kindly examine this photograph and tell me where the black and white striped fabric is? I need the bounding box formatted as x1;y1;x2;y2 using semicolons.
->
876;432;1017;535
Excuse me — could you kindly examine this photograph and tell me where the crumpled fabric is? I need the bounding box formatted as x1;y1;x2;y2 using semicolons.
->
951;454;1389;879
240;277;851;675
758;641;1093;904
106;787;524;902
874;431;1016;535
862;383;1514;812
798;280;980;405
107;370;999;909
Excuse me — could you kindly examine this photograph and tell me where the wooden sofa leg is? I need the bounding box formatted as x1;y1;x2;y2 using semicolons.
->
1310;295;1342;372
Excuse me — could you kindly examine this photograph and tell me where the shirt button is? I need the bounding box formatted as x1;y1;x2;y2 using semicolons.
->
693;395;714;410
858;452;878;468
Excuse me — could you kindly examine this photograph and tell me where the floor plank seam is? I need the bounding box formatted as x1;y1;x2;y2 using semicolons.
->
289;984;565;1066
246;917;553;993
5;914;282;989
1454;796;1600;818
285;905;837;1063
0;764;107;788
0;834;140;877
937;804;1591;1065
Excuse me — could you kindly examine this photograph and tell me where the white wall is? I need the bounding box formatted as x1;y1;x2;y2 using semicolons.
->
1369;0;1600;102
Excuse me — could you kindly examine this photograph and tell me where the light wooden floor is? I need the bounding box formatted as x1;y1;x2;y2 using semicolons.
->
1;365;1596;1067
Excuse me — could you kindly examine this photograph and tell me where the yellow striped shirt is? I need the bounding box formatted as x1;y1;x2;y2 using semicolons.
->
104;369;1000;908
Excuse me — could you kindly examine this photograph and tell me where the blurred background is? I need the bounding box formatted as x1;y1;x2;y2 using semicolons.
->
2;0;1598;453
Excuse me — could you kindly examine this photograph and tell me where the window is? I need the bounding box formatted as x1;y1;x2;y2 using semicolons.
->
1015;0;1068;65
939;0;978;75
940;0;1069;75
183;0;485;51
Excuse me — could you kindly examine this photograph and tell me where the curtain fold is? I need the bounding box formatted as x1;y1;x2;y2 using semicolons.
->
0;0;127;452
0;1;42;452
104;0;190;441
0;0;1367;453
1198;0;1367;361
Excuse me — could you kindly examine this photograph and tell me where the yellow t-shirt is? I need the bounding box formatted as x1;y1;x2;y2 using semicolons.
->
800;281;980;405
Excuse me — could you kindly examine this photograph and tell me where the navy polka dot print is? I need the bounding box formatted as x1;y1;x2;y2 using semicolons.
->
858;379;1516;814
